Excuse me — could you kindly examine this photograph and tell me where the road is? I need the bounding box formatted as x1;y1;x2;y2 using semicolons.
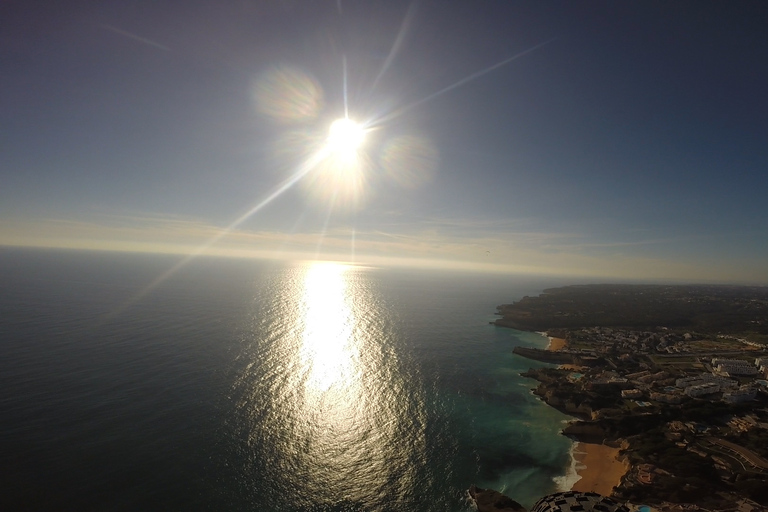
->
707;437;768;471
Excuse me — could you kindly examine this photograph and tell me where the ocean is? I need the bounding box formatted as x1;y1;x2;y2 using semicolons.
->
0;248;576;511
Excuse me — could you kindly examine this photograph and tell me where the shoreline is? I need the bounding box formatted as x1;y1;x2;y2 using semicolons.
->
534;331;628;497
554;439;583;492
536;331;567;351
547;336;567;351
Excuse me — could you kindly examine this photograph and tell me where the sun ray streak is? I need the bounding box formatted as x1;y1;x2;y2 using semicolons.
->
343;55;349;119
373;38;557;126
100;149;329;323
229;149;328;230
99;24;171;52
370;2;417;92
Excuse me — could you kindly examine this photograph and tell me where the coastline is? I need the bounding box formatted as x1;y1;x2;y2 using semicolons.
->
535;331;567;351
534;331;628;498
547;336;567;351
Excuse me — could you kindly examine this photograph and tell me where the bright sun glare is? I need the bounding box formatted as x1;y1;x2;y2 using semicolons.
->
327;118;365;155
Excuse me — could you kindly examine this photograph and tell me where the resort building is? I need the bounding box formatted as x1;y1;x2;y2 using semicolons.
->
723;386;757;403
685;382;721;397
676;373;737;390
712;358;759;376
716;364;759;376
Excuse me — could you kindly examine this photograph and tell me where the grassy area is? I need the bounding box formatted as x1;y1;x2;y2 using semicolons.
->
688;339;746;351
745;333;768;345
647;355;703;371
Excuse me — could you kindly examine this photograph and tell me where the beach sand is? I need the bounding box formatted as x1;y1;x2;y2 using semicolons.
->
547;337;567;351
570;442;628;496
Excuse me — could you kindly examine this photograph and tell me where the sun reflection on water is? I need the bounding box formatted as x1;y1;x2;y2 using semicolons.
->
300;262;355;393
294;262;387;472
234;262;430;507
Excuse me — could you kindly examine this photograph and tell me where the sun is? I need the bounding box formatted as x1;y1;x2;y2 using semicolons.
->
306;116;368;206
326;118;365;155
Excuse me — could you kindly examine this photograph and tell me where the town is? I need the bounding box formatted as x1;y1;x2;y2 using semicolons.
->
496;285;768;511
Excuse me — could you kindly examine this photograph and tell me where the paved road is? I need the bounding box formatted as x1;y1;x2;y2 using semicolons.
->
707;437;768;471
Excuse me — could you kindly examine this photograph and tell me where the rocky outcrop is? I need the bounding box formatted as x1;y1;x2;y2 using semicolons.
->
512;346;576;364
529;389;593;420
562;421;607;443
469;485;527;512
520;368;562;383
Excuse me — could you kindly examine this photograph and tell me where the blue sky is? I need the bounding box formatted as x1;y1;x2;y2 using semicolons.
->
2;1;767;283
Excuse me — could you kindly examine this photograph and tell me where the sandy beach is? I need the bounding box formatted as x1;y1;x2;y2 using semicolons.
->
570;442;628;496
547;337;567;351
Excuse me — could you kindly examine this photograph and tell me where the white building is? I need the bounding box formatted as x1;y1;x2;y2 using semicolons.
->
712;358;756;370
677;373;737;389
716;363;759;376
686;382;720;397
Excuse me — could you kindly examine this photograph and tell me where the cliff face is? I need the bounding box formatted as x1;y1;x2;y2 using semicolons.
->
530;386;594;419
512;346;575;364
542;392;593;416
493;317;544;331
562;421;607;438
513;347;602;368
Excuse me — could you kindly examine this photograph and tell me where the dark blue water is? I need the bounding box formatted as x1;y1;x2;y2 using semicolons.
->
0;248;574;511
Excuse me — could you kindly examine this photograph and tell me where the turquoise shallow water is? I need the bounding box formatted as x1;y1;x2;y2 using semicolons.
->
0;248;574;510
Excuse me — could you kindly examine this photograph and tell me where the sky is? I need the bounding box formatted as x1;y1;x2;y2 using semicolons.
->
2;0;767;283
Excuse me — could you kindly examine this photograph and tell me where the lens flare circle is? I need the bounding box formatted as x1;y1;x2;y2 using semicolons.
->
379;135;438;189
253;65;324;123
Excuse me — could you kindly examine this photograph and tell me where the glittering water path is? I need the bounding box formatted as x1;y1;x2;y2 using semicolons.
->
0;249;574;510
